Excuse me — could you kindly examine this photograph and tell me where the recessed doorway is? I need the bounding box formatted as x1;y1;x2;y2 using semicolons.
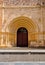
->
17;27;28;47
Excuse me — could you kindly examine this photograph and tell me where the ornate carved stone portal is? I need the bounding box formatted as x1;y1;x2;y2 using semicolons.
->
0;0;45;48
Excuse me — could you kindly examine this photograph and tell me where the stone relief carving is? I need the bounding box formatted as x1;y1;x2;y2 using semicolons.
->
0;0;3;6
4;8;41;22
3;0;45;7
3;7;42;32
0;0;45;7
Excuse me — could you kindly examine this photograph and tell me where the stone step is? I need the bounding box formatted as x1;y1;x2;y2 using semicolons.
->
0;48;45;54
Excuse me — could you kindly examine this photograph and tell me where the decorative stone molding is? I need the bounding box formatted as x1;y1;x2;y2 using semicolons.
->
30;40;39;47
3;0;45;7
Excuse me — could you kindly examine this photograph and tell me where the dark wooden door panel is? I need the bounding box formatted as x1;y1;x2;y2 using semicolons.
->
17;28;28;47
23;33;28;47
17;33;22;47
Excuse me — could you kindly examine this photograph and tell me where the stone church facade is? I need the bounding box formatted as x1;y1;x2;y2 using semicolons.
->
0;0;45;48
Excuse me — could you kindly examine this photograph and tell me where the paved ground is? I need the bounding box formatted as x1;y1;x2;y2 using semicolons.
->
0;53;45;62
0;47;45;62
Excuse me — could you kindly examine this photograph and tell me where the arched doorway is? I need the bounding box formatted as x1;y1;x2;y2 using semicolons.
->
8;16;38;47
17;27;28;47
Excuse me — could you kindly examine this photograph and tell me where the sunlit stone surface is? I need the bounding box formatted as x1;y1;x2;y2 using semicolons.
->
3;0;45;7
0;0;45;47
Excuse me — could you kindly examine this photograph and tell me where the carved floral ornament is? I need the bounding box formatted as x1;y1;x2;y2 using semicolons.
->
2;0;45;6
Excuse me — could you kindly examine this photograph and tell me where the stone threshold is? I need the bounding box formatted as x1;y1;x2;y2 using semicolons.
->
0;48;45;54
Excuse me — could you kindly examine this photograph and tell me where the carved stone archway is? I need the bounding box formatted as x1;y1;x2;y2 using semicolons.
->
8;16;38;47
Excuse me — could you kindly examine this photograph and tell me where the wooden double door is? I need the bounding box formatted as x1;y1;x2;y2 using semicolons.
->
17;27;28;47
